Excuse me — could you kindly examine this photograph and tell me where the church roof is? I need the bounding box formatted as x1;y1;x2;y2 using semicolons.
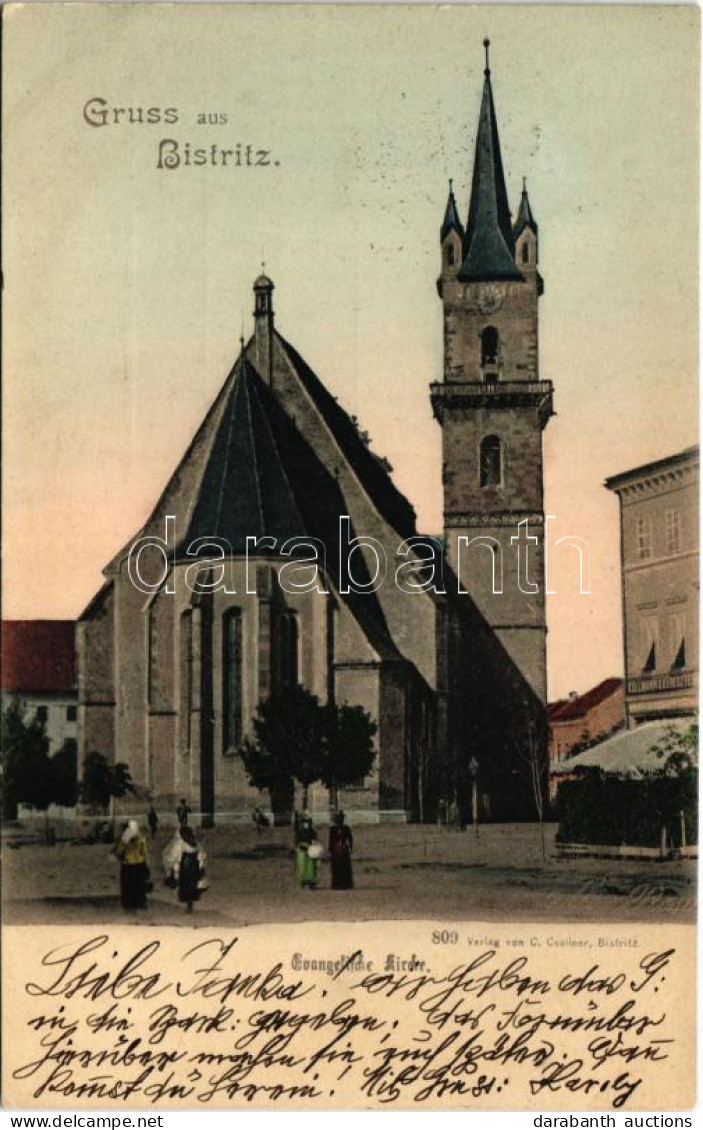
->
513;181;538;240
460;51;523;283
102;314;413;661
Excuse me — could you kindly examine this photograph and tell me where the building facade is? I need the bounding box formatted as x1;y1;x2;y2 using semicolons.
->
78;47;550;825
605;447;699;727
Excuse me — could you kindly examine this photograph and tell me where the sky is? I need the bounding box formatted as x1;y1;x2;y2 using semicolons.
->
3;3;699;701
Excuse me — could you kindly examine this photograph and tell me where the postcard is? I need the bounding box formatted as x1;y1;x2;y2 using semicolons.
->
1;3;699;1113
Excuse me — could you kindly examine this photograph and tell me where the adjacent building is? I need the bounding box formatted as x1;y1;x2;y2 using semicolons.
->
1;620;77;753
605;447;699;727
78;46;551;824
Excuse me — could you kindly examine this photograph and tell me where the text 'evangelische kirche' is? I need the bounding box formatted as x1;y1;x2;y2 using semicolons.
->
78;44;553;824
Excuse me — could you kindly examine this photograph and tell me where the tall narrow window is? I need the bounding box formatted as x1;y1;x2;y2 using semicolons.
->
521;242;530;264
446;244;455;267
180;610;194;752
480;435;502;487
665;510;681;554
480;326;499;368
223;609;243;751
274;611;299;692
636;516;652;560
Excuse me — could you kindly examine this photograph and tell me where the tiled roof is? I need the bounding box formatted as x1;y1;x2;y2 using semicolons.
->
1;620;76;693
549;677;623;724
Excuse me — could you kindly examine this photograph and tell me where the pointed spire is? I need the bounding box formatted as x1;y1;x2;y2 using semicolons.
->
513;178;538;240
459;42;523;283
440;178;464;242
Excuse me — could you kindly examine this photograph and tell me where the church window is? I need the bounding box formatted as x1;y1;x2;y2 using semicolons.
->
180;610;194;752
274;610;299;692
668;613;686;671
521;242;530;264
480;435;502;487
223;609;243;751
636;517;652;560
446;244;455;266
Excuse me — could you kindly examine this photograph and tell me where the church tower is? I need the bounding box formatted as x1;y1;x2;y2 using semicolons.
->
431;41;553;703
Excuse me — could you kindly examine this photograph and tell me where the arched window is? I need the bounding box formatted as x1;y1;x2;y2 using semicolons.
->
480;326;499;368
521;241;530;264
480;435;502;487
446;244;455;267
180;610;194;753
223;608;243;750
274;611;299;692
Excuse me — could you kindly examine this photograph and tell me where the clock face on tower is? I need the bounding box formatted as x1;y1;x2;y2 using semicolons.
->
478;284;504;315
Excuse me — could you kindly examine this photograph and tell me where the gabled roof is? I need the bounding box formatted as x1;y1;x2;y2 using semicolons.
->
460;66;523;283
1;621;76;693
100;328;408;661
549;678;623;724
440;181;464;243
513;181;538;240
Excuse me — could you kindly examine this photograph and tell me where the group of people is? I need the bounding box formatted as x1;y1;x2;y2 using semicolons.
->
295;811;354;891
114;801;355;912
113;798;205;913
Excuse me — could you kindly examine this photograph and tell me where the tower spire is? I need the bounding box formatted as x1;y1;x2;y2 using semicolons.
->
459;42;522;282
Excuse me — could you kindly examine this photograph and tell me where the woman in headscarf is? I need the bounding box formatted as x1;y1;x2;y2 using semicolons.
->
328;810;354;890
295;814;321;889
163;824;207;913
114;820;149;910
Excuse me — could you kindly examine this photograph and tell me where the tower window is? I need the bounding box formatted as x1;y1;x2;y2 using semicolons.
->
446;244;455;266
480;326;499;369
223;608;243;751
480;435;502;487
521;242;530;264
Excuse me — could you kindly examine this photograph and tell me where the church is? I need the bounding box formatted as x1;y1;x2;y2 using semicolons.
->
77;44;553;825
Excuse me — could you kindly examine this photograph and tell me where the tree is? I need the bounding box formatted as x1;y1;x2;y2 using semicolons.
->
241;687;377;817
322;702;376;812
0;697;50;821
80;751;135;834
516;715;549;862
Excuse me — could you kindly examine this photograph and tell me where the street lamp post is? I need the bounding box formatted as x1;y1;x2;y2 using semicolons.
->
469;757;480;840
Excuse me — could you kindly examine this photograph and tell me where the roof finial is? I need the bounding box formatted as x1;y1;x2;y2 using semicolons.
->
449;177;453;193
483;37;490;76
522;176;527;192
